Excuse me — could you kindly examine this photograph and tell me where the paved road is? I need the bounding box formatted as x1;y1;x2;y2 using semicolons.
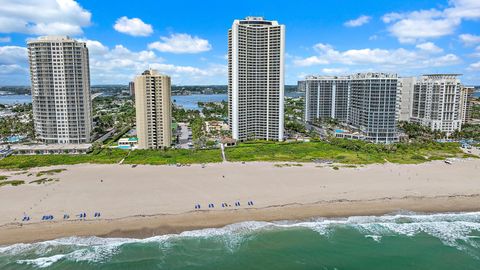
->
176;123;192;149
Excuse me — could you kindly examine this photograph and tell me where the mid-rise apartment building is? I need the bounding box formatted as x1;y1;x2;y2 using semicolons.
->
300;73;399;143
349;73;399;143
228;16;285;141
411;74;463;134
302;76;350;123
134;69;172;149
27;36;92;144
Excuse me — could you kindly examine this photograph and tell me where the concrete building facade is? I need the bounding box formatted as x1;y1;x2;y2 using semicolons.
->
300;73;399;143
129;81;135;99
228;16;285;141
300;76;350;123
398;77;416;122
460;86;475;124
27;36;92;144
349;73;399;143
411;74;463;134
134;69;172;149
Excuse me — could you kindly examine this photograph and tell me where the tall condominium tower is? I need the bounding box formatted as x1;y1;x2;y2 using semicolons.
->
228;16;285;141
349;73;399;143
129;81;135;99
411;74;463;134
134;69;172;149
27;36;92;144
460;86;475;124
300;76;350;123
397;77;416;122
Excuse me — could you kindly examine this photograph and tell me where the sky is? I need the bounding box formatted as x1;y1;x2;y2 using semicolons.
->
0;0;479;86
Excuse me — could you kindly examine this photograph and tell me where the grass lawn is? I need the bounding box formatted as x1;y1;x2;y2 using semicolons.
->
0;148;128;169
123;148;222;165
224;139;468;165
0;139;472;169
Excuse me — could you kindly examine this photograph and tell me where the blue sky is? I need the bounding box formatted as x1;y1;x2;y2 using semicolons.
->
0;0;479;86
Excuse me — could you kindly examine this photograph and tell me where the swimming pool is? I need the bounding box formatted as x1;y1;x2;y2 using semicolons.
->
6;135;25;143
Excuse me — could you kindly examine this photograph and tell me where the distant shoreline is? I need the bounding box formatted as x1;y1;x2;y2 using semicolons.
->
0;159;479;245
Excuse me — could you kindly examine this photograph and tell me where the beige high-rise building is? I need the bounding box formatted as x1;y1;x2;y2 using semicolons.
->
134;69;172;149
398;77;416;122
460;86;475;124
27;36;92;144
411;74;463;134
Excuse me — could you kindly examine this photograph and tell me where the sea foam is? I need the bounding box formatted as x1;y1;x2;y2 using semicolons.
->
4;212;480;268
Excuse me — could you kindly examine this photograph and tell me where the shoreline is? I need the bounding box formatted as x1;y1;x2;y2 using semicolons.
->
1;194;480;245
1;159;479;246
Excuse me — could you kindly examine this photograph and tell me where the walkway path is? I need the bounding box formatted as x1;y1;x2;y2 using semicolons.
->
220;143;227;162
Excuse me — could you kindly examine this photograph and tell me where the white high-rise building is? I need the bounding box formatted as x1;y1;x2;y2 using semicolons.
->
301;76;350;123
349;73;399;143
300;73;399;143
228;16;285;141
27;36;92;144
411;74;463;134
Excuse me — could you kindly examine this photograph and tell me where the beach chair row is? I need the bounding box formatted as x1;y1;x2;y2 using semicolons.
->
194;201;254;210
22;212;102;222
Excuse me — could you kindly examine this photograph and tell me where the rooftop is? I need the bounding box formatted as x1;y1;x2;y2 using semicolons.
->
27;35;78;44
235;17;278;26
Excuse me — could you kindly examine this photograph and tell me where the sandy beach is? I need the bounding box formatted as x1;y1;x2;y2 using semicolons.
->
1;159;479;245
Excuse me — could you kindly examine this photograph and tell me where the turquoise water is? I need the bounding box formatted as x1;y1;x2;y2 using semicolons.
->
172;94;226;110
1;212;480;269
6;136;25;143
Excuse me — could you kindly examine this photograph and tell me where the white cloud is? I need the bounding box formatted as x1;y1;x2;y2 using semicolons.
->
0;36;10;42
0;64;26;74
82;39;224;84
321;68;349;75
0;0;91;35
416;42;443;53
472;46;480;57
459;34;480;46
79;39;108;55
382;0;480;43
0;46;29;83
0;39;224;85
344;15;371;27
0;46;28;64
467;61;480;71
293;56;328;67
293;43;460;71
113;16;153;37
148;33;211;54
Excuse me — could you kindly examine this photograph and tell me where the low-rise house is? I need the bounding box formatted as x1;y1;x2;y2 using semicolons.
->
11;144;92;155
118;137;138;150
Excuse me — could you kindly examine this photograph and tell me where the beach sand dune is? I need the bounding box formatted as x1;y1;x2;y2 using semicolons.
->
0;159;479;245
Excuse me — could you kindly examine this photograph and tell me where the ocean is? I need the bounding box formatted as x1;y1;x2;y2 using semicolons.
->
1;212;479;269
